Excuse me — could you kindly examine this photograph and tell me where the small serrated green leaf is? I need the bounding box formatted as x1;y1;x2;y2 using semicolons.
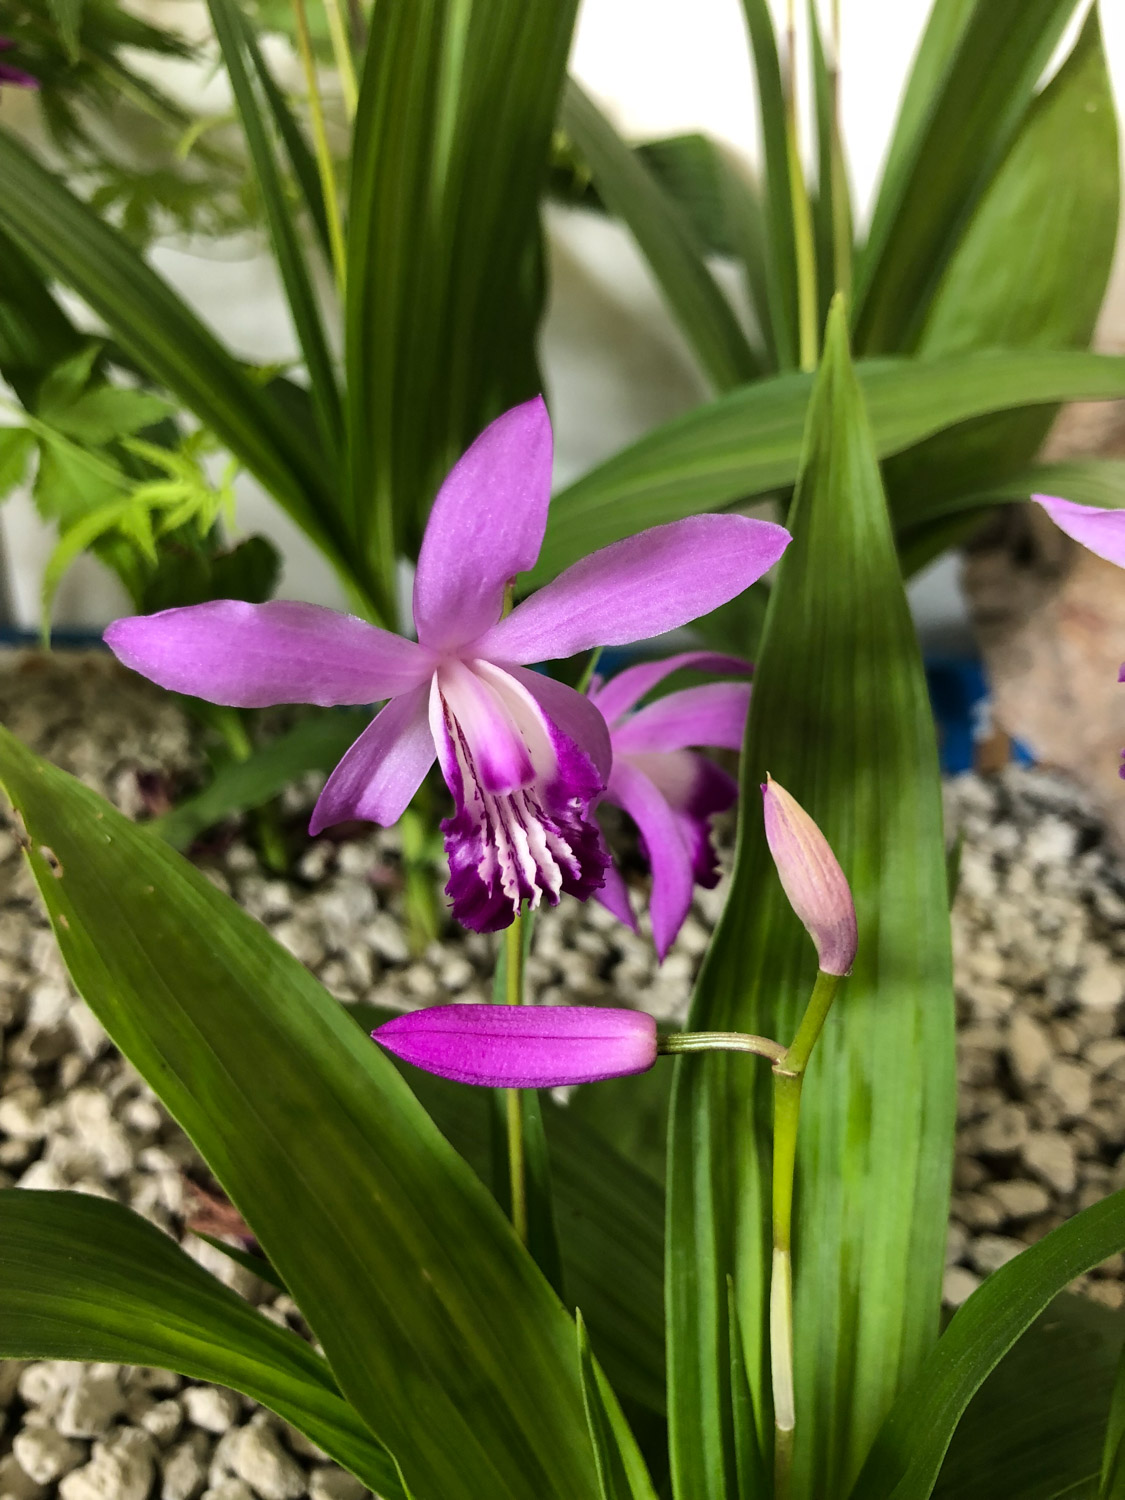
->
52;385;173;444
0;427;34;496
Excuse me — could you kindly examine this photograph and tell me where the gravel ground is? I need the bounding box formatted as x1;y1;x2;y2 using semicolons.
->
2;649;1125;1496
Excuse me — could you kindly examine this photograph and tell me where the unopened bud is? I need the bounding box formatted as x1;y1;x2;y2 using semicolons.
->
373;1003;658;1088
761;777;857;976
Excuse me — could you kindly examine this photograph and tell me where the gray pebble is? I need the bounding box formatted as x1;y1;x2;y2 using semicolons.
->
181;1389;240;1436
942;1266;981;1308
228;1423;306;1500
12;1429;86;1485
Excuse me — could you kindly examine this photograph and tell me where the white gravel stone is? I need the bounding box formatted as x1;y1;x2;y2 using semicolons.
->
1044;1058;1093;1119
1075;954;1123;1011
1023;1131;1079;1195
228;1422;306;1500
0;1451;48;1500
139;1400;183;1446
60;1429;154;1500
1006;1012;1052;1089
56;1376;125;1440
181;1388;241;1435
12;1428;86;1484
162;1432;212;1500
308;1467;367;1500
201;1481;256;1500
970;1234;1026;1275
988;1179;1050;1220
975;1103;1028;1155
942;1265;981;1307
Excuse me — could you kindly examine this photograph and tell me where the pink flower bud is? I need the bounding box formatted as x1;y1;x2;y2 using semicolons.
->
761;777;857;976
373;1004;658;1088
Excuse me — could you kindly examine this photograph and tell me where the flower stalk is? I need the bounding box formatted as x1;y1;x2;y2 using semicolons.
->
291;0;347;293
771;969;842;1497
504;910;528;1245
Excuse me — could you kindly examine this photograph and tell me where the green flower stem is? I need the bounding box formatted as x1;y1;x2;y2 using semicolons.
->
291;0;347;294
323;0;359;119
828;0;851;298
784;0;819;370
215;708;287;874
657;1030;789;1067
771;968;842;1498
504;912;528;1245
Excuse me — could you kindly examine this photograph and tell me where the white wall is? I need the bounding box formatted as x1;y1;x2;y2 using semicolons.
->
2;0;1122;646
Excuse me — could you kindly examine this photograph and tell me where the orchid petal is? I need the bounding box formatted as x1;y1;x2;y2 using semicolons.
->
413;397;553;651
105;600;435;708
478;515;790;664
613;682;751;756
436;659;536;793
607;758;694;961
594;858;639;932
373;1003;658;1088
433;663;607;933
309;685;435;834
1033;494;1125;569
504;665;613;782
588;650;750;725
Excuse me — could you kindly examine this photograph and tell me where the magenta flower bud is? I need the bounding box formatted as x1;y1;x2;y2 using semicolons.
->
761;777;857;976
372;1004;658;1088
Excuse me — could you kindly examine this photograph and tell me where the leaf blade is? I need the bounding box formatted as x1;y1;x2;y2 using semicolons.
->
0;1188;402;1496
852;1191;1125;1500
0;729;601;1500
667;300;955;1499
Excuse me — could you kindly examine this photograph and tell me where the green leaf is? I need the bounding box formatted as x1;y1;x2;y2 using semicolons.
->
0;1188;402;1496
808;0;852;314
49;386;174;444
150;709;370;850
887;9;1120;529
0;426;34;496
933;1294;1123;1500
346;0;578;594
47;0;85;61
351;1007;667;1419
207;0;343;462
577;1312;661;1500
667;301;954;1500
239;15;333;262
1102;1320;1125;1500
853;0;1081;353
0;226;85;406
900;458;1125;533
561;82;759;391
0;129;357;601
531;350;1125;585
0;729;601;1500
853;1190;1125;1500
738;0;798;369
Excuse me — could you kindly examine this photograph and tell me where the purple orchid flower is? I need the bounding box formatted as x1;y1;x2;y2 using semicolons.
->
1034;494;1125;778
0;39;39;89
588;650;752;959
105;398;790;932
373;1003;658;1087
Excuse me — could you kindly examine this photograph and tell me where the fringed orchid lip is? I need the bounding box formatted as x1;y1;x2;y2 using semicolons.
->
372;1003;658;1087
104;397;791;933
431;659;608;933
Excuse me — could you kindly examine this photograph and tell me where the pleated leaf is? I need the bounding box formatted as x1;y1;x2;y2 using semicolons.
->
0;1189;403;1498
934;1295;1124;1500
667;300;954;1500
886;9;1120;540
531;350;1125;585
0;728;600;1500
345;0;577;578
852;0;1080;353
577;1313;661;1500
853;1189;1125;1500
561;81;759;391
